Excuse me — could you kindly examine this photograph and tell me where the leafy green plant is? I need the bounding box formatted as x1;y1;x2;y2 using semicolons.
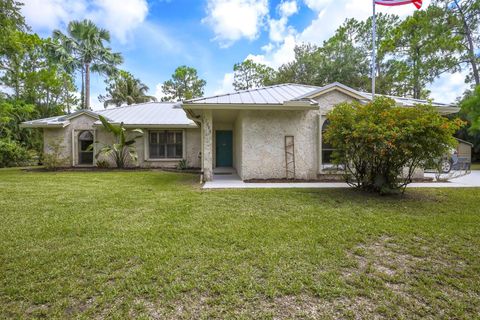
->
177;159;188;170
0;139;31;167
42;139;68;170
95;159;110;168
95;115;143;168
325;97;464;194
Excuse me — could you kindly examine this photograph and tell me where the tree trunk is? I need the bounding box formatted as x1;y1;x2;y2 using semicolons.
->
454;0;479;86
413;46;421;99
85;63;91;110
81;68;85;110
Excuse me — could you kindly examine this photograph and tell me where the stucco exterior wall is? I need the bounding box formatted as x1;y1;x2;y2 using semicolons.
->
185;128;201;168
315;90;357;115
202;110;213;180
234;112;244;178
238;90;356;180
240;110;318;180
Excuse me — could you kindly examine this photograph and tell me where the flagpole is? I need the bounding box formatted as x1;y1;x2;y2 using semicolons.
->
372;0;376;98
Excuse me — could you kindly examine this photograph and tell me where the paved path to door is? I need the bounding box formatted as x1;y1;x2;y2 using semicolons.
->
203;171;480;189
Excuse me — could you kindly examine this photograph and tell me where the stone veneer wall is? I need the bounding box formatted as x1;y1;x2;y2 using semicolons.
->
42;113;201;168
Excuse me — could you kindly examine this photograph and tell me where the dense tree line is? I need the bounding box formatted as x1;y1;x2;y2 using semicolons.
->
0;0;161;166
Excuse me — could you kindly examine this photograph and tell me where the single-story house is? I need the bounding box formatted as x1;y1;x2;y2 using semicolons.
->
21;82;459;181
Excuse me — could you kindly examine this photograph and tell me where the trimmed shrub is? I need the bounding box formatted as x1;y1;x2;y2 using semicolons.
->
0;139;31;167
42;140;69;170
325;97;464;194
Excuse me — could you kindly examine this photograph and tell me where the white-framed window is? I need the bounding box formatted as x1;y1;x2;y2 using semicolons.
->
322;119;335;165
148;130;183;159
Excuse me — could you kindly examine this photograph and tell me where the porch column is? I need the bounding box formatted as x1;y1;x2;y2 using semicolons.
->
202;109;213;181
317;114;323;174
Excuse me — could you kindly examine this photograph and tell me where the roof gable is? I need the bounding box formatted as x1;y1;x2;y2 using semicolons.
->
298;82;369;101
62;110;100;121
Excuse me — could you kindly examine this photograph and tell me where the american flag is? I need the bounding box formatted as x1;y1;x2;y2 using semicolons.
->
375;0;423;9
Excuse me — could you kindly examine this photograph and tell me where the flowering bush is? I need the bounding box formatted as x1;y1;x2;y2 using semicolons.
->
324;97;464;194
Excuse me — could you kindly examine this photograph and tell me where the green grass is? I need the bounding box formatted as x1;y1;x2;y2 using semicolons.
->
1;168;480;319
471;162;480;170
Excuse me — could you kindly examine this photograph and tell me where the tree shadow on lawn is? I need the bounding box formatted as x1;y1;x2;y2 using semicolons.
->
280;187;447;207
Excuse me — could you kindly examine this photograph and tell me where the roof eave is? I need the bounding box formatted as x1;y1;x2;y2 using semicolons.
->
92;123;197;128
20;122;70;129
436;106;460;115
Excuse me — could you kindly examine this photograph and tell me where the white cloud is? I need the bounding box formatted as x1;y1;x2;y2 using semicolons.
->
279;0;298;17
214;72;235;95
203;0;269;47
245;34;297;69
89;0;148;43
428;71;469;104
299;0;433;45
303;0;333;12
21;0;87;31
21;0;149;43
268;0;298;43
154;83;168;101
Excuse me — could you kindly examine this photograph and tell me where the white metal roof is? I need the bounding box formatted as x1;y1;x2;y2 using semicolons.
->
185;82;457;109
95;102;195;126
21;102;196;128
186;83;319;105
21;83;459;129
20;115;70;128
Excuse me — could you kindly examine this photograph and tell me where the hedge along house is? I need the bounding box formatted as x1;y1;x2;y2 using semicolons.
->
22;82;459;181
183;82;459;181
21;103;201;168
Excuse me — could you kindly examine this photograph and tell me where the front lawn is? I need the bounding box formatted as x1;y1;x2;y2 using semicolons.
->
1;168;479;319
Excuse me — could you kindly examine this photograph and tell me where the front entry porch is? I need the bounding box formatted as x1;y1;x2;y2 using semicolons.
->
198;109;241;182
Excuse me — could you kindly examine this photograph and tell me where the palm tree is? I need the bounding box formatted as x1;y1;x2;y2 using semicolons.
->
99;71;157;107
51;19;123;110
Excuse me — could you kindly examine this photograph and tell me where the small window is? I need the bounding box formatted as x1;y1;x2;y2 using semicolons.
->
149;130;183;159
322;120;335;165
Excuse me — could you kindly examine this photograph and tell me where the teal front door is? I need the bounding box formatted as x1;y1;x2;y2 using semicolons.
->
216;130;233;167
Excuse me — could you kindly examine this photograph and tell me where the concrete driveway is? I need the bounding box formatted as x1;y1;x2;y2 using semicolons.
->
204;171;480;189
424;170;480;187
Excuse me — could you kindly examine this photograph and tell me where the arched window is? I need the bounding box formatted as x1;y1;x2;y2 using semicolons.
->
322;120;335;165
78;131;94;165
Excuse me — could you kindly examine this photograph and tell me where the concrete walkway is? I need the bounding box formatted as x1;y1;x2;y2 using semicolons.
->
203;171;480;189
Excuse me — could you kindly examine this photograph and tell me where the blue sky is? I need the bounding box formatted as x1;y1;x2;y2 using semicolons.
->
22;0;468;110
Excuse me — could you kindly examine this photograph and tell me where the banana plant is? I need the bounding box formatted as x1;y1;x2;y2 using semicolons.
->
94;115;143;168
